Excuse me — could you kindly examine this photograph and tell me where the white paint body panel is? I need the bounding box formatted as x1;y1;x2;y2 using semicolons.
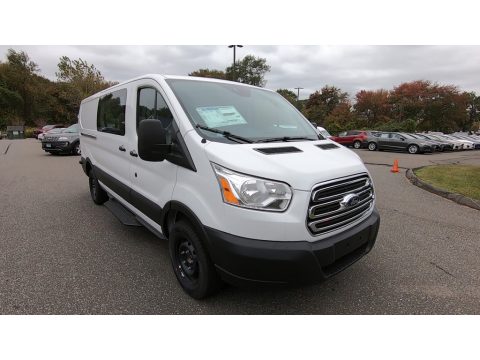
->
79;74;373;242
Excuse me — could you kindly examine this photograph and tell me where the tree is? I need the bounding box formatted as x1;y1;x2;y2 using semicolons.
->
464;91;480;131
189;68;226;80
354;89;391;128
56;56;111;98
276;89;298;106
2;49;40;125
302;86;349;125
225;55;271;87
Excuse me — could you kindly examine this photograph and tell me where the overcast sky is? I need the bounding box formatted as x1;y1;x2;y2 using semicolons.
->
1;45;479;100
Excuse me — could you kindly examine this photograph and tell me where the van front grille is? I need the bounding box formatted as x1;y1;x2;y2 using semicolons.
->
307;173;374;235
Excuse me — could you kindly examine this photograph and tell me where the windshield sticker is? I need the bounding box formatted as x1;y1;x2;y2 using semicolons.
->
196;106;247;128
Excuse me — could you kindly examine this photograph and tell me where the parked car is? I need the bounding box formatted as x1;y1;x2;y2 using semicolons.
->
413;133;453;151
440;134;474;150
41;124;80;155
330;130;371;149
424;134;463;150
35;124;65;139
79;74;380;299
408;133;449;152
367;132;432;154
450;134;480;149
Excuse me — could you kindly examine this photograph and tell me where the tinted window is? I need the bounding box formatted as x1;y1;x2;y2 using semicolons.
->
347;130;359;135
97;89;127;135
137;88;174;129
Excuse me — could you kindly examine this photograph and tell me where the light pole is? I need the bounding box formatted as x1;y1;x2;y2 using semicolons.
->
228;45;243;81
294;87;303;102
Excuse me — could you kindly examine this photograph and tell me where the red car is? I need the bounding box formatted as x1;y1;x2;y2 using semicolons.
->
330;130;370;149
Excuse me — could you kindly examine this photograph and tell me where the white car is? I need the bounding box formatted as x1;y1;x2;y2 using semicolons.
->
78;74;380;298
429;134;464;150
442;134;474;150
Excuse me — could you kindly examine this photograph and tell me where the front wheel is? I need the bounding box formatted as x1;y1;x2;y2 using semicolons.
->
408;144;419;154
169;220;221;299
368;142;377;151
72;142;81;155
353;140;362;149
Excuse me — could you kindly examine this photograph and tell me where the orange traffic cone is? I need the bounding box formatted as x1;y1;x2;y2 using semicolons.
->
391;159;399;173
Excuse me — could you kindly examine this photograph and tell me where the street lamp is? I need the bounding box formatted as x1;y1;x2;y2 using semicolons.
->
294;87;303;102
228;45;243;81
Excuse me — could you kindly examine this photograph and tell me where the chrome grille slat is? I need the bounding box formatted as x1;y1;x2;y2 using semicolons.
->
311;177;368;201
313;182;370;203
309;193;373;220
307;173;374;235
308;204;373;233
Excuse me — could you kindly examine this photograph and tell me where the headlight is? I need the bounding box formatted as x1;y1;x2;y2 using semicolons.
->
58;137;69;141
211;163;292;212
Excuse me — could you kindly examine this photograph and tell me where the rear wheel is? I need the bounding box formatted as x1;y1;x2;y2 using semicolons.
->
353;140;362;149
408;144;419;154
169;220;221;299
89;169;108;205
368;142;377;151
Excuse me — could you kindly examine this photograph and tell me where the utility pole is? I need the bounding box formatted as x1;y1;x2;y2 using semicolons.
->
228;45;243;81
294;87;303;102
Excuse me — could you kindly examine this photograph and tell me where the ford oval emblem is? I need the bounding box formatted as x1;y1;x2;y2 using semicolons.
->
340;193;360;208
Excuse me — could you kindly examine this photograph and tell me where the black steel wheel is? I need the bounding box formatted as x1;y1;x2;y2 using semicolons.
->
169;220;221;299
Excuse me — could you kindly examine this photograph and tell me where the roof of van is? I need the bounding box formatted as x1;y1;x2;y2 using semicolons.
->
81;74;273;103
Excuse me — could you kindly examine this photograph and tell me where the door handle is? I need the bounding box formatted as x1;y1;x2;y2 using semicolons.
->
119;145;126;152
130;150;138;157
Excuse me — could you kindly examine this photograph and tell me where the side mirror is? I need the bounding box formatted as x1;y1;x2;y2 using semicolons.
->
400;137;405;141
138;119;171;161
311;122;318;127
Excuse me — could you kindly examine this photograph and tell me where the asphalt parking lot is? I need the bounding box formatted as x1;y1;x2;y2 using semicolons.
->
1;139;479;314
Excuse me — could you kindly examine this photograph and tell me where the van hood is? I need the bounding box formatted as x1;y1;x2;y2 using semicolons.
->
204;140;368;191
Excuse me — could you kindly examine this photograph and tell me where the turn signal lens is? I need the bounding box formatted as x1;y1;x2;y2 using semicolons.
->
219;176;239;205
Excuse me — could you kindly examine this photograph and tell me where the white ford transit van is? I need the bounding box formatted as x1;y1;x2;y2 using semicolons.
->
79;75;380;298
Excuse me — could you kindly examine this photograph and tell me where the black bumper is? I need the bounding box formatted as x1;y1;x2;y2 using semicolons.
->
204;208;380;286
42;141;73;153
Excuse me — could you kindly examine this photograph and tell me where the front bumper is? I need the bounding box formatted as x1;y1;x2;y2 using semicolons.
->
205;208;380;286
42;141;73;152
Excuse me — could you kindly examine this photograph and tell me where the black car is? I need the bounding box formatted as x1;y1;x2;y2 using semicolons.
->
367;132;433;154
41;124;80;155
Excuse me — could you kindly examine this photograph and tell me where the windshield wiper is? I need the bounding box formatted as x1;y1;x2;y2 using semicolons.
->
254;136;317;143
195;124;253;144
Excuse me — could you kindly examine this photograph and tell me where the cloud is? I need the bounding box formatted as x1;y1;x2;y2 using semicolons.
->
1;45;478;99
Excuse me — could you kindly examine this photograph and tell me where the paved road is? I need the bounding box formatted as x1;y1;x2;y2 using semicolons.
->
1;140;479;314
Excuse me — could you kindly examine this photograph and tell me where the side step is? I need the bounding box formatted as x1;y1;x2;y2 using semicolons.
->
104;198;166;240
104;198;142;226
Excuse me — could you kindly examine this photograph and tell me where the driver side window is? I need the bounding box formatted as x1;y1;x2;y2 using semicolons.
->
137;87;174;142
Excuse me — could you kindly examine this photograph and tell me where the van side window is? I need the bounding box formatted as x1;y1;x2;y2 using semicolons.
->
137;87;174;140
97;89;127;135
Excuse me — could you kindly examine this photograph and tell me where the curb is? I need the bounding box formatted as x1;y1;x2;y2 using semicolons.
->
405;167;480;211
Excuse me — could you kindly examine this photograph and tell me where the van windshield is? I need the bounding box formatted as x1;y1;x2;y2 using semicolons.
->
166;79;319;143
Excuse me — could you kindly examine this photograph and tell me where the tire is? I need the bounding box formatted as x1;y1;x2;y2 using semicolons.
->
368;142;377;151
353;140;362;149
169;220;221;299
72;142;81;156
408;144;419;154
89;169;108;205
